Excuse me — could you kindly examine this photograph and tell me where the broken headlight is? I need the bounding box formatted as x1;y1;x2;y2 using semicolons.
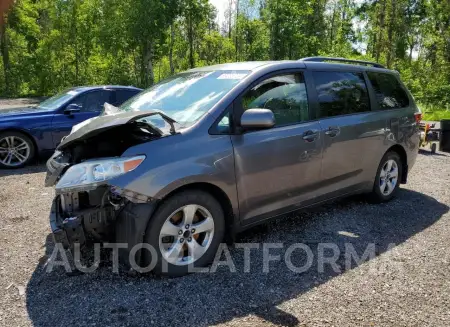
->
55;155;145;192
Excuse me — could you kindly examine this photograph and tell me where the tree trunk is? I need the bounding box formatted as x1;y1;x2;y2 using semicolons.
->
169;24;175;75
228;0;232;39
72;2;79;85
235;0;239;61
142;40;154;87
0;24;12;94
329;1;337;50
132;49;140;86
0;23;10;94
0;0;13;28
376;0;386;63
188;11;195;68
386;0;396;68
409;42;414;63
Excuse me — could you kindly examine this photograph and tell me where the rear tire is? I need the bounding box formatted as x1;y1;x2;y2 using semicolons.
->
0;131;35;169
368;151;402;203
142;190;225;277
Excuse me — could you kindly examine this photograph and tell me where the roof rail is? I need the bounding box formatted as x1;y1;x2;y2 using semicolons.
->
300;56;385;69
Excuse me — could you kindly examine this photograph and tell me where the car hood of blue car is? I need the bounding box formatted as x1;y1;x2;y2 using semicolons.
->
0;106;54;119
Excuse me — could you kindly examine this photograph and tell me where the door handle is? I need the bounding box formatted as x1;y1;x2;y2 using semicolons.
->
325;126;340;137
302;129;319;142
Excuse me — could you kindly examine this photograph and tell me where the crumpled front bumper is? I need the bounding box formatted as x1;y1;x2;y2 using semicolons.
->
50;194;157;268
45;151;70;187
49;195;117;249
49;196;86;249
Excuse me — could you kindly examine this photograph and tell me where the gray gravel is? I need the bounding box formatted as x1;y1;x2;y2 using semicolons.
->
0;98;47;111
1;149;450;326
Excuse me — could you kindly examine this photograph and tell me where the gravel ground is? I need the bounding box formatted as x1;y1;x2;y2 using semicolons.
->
0;150;450;327
0;98;46;111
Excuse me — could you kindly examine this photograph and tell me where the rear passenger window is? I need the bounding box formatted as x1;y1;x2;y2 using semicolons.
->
313;71;370;118
241;73;309;126
367;72;409;109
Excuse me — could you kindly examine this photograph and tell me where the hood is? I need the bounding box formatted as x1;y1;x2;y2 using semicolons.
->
0;106;51;117
57;110;177;150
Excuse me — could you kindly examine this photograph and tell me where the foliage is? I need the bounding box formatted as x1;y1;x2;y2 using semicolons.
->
419;102;450;121
0;0;449;115
422;110;450;121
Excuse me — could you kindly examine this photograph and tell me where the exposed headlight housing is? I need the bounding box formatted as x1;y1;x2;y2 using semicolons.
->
55;155;145;193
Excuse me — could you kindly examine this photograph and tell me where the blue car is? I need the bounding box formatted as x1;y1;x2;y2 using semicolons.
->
0;85;141;168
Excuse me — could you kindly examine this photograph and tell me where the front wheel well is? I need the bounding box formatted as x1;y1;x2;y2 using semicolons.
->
158;182;236;244
385;144;408;183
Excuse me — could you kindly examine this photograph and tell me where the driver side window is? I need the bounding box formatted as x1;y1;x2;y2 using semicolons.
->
241;73;309;126
68;90;113;112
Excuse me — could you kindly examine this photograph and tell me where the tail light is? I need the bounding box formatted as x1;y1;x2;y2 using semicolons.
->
414;112;422;124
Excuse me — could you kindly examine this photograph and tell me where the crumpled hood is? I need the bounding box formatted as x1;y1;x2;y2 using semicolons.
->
57;109;176;150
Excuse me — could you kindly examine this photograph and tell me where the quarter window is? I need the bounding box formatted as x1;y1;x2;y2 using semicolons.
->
241;73;309;126
367;72;409;109
313;71;370;118
215;112;231;134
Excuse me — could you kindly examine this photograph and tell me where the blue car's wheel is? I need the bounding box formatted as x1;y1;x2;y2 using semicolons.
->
0;131;35;169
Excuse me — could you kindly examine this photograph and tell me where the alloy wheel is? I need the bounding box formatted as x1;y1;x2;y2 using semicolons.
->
159;204;215;266
0;136;31;167
379;159;398;196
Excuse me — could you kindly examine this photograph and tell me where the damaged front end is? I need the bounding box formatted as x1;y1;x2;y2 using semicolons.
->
46;110;174;266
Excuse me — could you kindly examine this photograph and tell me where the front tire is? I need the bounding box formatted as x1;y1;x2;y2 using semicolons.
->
368;151;402;203
0;131;35;169
142;190;225;277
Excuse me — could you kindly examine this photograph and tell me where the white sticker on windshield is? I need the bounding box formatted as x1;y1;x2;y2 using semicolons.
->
68;90;78;95
217;73;247;80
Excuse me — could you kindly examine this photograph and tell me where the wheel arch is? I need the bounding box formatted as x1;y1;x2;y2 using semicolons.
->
0;128;39;156
157;182;237;244
385;144;408;183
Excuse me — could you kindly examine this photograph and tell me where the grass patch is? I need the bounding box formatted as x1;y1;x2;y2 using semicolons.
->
418;103;450;121
422;110;450;121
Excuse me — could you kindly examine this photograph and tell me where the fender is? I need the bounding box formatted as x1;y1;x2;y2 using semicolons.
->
112;133;240;221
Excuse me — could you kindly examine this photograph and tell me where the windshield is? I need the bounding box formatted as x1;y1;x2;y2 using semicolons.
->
38;89;80;110
120;70;250;126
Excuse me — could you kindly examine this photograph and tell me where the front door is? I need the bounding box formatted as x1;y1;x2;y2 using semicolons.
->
51;89;113;147
231;71;323;223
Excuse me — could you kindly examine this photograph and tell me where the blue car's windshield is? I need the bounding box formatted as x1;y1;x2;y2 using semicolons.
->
38;89;80;110
120;70;250;127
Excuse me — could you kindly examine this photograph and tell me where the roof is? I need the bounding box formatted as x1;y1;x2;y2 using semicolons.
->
188;61;276;72
187;59;394;74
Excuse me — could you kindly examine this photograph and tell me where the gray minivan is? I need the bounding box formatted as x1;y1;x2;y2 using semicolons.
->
46;57;421;276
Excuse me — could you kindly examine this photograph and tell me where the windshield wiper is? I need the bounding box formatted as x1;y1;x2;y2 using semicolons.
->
156;112;177;134
103;104;178;135
128;110;178;135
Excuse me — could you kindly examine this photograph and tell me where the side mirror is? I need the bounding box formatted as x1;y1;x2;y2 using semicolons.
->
64;103;81;115
240;109;275;130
